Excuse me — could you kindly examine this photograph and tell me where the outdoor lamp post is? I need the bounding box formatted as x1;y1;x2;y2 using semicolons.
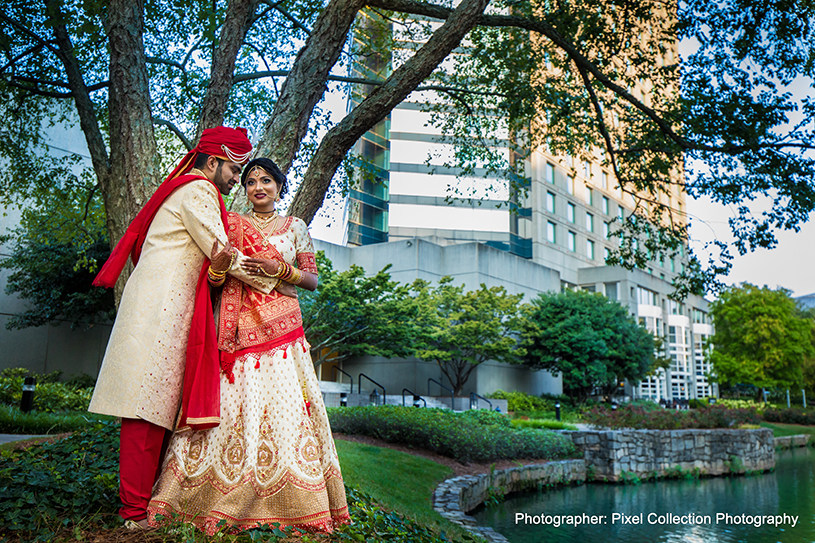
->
611;402;618;411
469;394;477;411
708;397;715;405
413;395;421;408
369;389;380;407
340;392;348;407
20;376;35;413
555;402;561;421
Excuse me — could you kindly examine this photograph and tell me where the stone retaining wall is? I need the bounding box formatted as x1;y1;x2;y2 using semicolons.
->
433;430;804;541
569;429;775;481
774;433;812;449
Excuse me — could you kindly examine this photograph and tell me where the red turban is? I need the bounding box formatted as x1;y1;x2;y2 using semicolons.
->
165;126;253;183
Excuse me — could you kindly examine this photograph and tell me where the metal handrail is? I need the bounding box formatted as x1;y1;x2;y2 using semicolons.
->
469;392;492;410
331;366;354;394
359;373;386;405
428;378;454;410
402;388;427;408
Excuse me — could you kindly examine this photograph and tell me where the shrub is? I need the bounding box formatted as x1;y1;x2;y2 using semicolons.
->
487;390;552;412
458;408;512;428
763;408;815;426
328;406;577;463
582;404;761;430
0;368;94;413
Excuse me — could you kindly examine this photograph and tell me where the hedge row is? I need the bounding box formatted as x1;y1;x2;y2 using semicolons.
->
582;404;761;430
327;405;577;463
763;408;815;426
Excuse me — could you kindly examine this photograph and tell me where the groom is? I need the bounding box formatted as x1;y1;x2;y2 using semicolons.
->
89;127;280;528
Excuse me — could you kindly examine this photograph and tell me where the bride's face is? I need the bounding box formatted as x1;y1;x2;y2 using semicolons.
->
244;167;280;209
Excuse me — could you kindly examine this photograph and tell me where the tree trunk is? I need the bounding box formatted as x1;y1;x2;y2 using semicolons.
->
196;0;261;139
253;0;366;174
289;0;492;224
106;0;160;301
107;0;160;235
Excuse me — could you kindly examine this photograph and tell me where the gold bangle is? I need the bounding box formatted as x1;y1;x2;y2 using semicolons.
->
209;266;227;278
289;267;302;285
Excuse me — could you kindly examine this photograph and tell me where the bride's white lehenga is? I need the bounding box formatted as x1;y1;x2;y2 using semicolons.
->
148;214;349;534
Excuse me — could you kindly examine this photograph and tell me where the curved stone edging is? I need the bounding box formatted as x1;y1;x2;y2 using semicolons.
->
433;459;586;543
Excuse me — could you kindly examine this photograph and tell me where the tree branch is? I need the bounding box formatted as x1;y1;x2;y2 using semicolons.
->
0;44;45;74
145;56;186;72
252;0;367;177
0;13;60;55
260;0;312;34
153;117;193;150
290;0;492;223
196;0;262;138
367;0;805;156
4;79;71;98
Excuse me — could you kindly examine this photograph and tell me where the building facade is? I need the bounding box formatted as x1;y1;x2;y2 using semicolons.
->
340;15;715;401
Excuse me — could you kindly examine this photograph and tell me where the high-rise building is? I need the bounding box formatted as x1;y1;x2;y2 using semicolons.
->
336;12;715;401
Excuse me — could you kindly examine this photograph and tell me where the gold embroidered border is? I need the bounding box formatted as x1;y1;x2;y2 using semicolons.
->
149;460;349;536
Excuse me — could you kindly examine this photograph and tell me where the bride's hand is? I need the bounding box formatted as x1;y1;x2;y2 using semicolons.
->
241;257;281;277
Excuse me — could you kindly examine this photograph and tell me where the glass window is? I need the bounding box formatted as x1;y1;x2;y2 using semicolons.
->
583;160;591;179
568;231;576;252
602;196;609;214
547;221;556;243
602;171;608;190
603;222;610;239
604;247;610;261
586;213;594;232
585;185;593;205
546;163;555;184
547;192;555;213
567;203;575;223
618;206;624;220
567;176;574;195
587;239;595;259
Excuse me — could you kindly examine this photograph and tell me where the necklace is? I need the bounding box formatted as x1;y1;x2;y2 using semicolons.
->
249;211;279;247
251;210;278;229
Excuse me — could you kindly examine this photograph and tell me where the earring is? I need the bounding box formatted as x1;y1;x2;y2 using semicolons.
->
276;196;281;202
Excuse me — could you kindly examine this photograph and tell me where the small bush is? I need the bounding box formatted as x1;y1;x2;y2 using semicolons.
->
763;408;815;426
0;368;94;413
458;408;512;428
583;404;761;430
487;390;552;412
328;406;577;463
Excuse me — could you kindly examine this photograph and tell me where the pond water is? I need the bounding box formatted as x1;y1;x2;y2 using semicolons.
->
472;447;815;543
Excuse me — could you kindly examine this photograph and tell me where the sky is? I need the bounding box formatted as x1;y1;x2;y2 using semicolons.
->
685;75;815;298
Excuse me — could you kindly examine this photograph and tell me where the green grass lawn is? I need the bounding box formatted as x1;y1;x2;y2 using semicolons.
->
335;440;476;541
760;421;815;437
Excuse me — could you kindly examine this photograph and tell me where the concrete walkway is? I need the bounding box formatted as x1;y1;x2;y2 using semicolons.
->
0;434;48;445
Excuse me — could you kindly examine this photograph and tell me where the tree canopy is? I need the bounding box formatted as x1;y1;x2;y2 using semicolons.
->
708;283;814;392
300;252;426;367
1;0;813;302
412;277;526;395
520;289;656;404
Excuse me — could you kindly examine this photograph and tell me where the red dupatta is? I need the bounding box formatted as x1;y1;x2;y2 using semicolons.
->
93;172;228;432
